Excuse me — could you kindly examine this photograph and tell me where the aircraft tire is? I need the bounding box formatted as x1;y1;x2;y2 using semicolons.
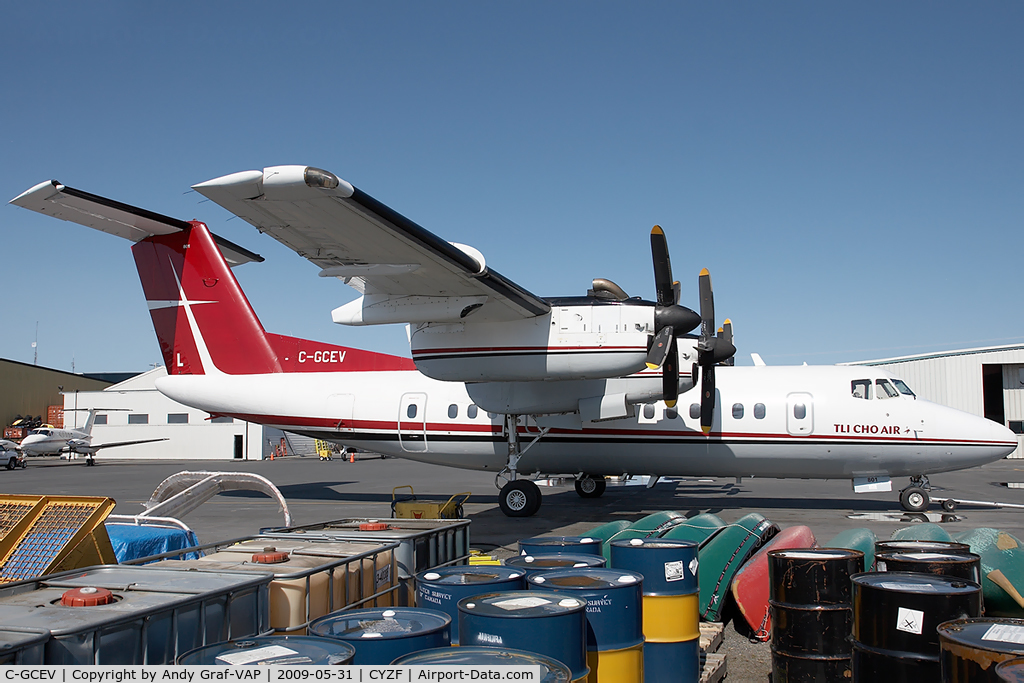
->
900;486;929;513
942;498;957;512
575;475;607;498
86;458;96;467
498;480;542;517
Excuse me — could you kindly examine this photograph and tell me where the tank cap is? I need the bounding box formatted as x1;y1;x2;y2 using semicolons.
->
360;522;389;531
629;539;644;546
423;572;441;581
61;586;115;607
252;548;290;564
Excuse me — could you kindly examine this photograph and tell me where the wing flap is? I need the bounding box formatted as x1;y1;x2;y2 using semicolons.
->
194;166;549;322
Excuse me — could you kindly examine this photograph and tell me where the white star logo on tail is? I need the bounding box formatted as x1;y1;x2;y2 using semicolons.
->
145;256;223;375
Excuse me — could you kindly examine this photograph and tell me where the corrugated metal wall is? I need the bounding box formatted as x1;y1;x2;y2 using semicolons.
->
845;345;1024;458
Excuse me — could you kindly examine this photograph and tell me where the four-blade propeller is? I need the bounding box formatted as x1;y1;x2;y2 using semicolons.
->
644;226;736;432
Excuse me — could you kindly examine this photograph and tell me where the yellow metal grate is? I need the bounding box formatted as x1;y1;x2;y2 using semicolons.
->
0;501;38;537
0;495;117;584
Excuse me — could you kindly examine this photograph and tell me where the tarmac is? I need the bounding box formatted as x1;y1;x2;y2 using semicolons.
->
4;454;1024;680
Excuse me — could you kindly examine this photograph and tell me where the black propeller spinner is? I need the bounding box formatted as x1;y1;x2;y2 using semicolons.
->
645;226;701;407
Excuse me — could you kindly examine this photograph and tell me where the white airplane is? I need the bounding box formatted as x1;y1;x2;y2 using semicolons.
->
18;408;167;464
11;168;1017;515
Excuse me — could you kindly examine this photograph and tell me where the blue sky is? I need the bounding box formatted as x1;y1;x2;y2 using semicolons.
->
2;2;1021;373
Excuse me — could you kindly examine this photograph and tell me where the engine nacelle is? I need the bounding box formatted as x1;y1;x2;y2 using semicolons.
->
410;300;656;382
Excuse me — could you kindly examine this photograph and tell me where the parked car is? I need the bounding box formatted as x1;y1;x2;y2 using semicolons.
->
0;440;25;469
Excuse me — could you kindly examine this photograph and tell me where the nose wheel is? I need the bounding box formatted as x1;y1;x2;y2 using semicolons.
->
899;476;931;512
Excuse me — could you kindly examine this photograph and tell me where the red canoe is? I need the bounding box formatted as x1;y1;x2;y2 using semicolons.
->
730;525;817;641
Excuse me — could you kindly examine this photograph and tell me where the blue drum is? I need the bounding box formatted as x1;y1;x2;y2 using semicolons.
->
459;590;589;681
505;553;606;576
416;566;527;643
177;635;356;665
611;538;701;682
392;646;572;682
519;536;604;558
528;568;644;682
309;608;450;665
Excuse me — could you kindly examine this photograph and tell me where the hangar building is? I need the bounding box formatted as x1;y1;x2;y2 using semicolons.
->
843;343;1024;458
62;367;301;460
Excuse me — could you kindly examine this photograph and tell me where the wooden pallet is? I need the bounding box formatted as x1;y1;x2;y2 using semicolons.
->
700;621;725;654
700;652;728;683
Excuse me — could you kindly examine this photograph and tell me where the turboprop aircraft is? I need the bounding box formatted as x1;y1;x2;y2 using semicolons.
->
18;408;167;464
11;167;1018;516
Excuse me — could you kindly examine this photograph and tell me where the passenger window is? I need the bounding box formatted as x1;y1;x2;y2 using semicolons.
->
851;380;871;400
794;404;806;420
876;380;899;399
467;404;478;419
754;403;766;419
407;404;418;419
689;404;701;419
666;407;678;420
732;403;744;419
448;404;458;419
643;404;656;420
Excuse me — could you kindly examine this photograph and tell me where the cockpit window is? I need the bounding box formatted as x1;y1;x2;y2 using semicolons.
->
851;380;871;400
34;429;52;436
892;379;916;397
876;379;899;399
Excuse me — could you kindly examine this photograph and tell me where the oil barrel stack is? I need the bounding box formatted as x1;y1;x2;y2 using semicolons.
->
768;548;864;681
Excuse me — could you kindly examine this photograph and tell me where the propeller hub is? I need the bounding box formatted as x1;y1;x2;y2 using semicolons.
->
654;304;700;335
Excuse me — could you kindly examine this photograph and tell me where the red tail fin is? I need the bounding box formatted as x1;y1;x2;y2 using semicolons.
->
132;221;415;375
132;222;281;375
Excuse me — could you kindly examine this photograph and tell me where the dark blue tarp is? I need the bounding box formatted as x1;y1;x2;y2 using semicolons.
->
105;523;200;563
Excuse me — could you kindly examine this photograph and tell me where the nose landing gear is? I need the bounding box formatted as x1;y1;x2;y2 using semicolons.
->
899;475;931;513
574;474;607;498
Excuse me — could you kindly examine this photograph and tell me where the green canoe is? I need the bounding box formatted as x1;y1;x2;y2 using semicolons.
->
824;528;876;570
954;528;1024;618
659;513;727;548
890;522;953;542
698;512;779;622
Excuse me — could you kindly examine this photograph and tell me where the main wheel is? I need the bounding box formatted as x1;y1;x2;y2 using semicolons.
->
575;475;607;498
941;498;957;512
498;480;542;517
900;486;929;513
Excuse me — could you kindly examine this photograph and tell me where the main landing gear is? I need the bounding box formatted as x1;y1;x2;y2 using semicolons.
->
496;415;549;518
575;474;607;498
899;475;931;513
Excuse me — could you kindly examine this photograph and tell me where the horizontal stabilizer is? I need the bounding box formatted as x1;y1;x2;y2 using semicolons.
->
10;180;262;267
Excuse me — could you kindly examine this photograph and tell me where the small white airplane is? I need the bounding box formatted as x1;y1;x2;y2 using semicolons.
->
11;167;1017;514
18;408;167;465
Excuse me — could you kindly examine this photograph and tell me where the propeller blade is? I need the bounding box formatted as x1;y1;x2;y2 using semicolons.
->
672;280;681;306
699;268;715;339
700;362;715;434
651;226;675;307
719;319;735;366
663;337;679;407
646;326;674;369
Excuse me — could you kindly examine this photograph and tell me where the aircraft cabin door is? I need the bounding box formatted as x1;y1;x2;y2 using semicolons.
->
399;393;428;452
786;393;813;436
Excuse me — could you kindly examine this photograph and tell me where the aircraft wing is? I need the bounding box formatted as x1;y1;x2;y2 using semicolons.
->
77;438;169;453
192;166;550;324
10;181;263;267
